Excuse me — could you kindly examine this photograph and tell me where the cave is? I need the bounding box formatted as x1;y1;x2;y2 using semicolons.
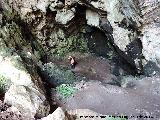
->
0;0;160;119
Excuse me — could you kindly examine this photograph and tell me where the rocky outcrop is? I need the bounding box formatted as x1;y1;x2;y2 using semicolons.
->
0;14;50;119
41;107;118;120
41;107;71;120
0;0;160;119
1;0;160;74
138;0;160;75
0;0;140;72
84;0;143;73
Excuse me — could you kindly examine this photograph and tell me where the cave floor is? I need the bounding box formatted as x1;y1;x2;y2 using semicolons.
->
47;53;160;119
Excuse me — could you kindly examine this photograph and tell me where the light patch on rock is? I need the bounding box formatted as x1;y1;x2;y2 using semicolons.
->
41;107;67;120
91;0;124;24
0;56;33;86
55;9;75;25
86;9;100;28
112;25;135;51
36;0;50;13
4;85;47;118
20;8;32;18
142;25;160;66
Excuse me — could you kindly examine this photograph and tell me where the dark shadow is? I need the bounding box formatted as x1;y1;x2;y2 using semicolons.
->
143;61;160;77
85;25;113;57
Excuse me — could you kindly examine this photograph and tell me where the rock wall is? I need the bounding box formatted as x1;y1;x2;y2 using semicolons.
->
0;0;160;119
138;0;160;75
0;0;160;101
1;0;154;74
0;12;50;119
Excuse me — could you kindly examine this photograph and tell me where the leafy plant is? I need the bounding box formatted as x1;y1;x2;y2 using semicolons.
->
0;74;10;93
41;63;76;86
56;84;77;99
52;33;88;56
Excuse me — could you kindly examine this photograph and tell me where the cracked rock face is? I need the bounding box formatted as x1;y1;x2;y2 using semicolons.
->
138;0;160;71
1;0;160;74
0;0;160;119
1;0;160;90
0;13;50;119
55;8;75;25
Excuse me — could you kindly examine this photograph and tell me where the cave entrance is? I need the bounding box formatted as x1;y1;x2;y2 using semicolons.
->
85;25;113;58
85;25;138;76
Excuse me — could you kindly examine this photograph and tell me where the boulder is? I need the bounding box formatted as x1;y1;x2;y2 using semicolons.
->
36;0;50;13
41;107;108;120
0;25;50;119
4;85;49;119
41;107;69;120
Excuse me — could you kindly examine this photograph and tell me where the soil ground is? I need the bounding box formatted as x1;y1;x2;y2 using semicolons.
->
48;53;160;119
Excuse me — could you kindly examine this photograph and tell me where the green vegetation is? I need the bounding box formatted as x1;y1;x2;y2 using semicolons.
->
0;74;10;93
56;84;77;99
107;51;114;60
41;63;76;85
52;33;88;56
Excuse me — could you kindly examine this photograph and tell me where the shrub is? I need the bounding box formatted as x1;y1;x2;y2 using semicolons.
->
56;84;77;99
41;63;76;86
0;74;10;93
52;33;88;56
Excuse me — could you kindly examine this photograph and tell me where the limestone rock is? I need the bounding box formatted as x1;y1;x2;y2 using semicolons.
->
49;0;64;11
1;0;160;75
6;0;37;19
41;107;104;120
84;0;143;72
138;0;160;70
0;48;50;118
4;85;49;119
0;22;50;119
55;9;75;25
141;25;160;65
41;107;69;120
36;0;50;13
86;9;100;28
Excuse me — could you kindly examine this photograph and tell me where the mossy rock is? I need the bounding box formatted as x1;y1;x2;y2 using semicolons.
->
49;33;89;57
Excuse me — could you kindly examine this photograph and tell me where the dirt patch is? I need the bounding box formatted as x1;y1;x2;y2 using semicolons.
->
53;78;160;119
47;53;117;83
47;53;160;119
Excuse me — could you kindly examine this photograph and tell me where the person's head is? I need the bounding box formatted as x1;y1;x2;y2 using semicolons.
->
68;56;73;61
